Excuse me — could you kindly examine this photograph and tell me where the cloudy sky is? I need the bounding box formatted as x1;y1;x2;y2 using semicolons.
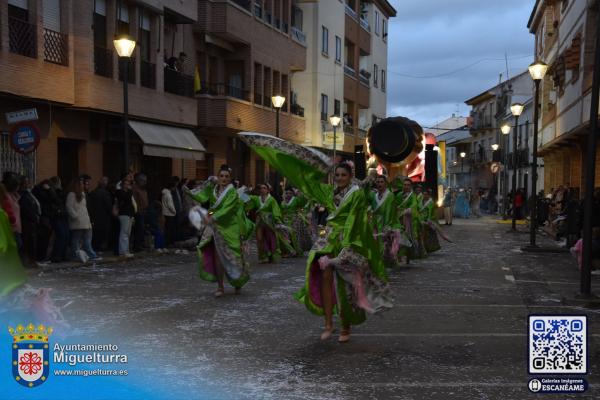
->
386;0;535;129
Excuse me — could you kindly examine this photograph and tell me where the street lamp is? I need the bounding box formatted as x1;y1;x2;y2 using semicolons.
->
113;34;136;172
526;60;548;248
500;123;511;216
491;144;499;151
271;95;286;200
510;103;524;231
329;115;341;167
460;151;466;175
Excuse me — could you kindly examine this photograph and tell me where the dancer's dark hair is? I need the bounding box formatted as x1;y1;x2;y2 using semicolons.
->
335;162;353;176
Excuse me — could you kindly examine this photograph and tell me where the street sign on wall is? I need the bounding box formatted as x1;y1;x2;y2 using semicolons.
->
10;122;40;154
5;108;38;124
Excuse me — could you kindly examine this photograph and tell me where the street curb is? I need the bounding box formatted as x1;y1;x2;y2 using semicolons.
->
35;249;196;274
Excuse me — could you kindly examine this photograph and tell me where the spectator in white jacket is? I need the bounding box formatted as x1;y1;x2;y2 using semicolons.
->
162;178;177;246
66;178;100;262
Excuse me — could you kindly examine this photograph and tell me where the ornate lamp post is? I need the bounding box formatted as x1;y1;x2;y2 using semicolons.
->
271;95;286;199
113;34;136;172
526;61;549;247
329;114;341;167
510;103;525;231
500;123;511;216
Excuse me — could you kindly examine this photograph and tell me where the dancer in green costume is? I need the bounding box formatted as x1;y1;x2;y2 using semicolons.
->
419;189;451;253
281;187;311;255
396;178;425;260
247;184;296;262
186;165;252;297
369;175;411;267
0;208;27;297
239;132;392;343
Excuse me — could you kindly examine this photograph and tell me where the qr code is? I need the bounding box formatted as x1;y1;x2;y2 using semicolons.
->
529;316;587;374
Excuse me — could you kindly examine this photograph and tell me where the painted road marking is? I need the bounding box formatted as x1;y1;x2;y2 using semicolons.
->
505;275;515;282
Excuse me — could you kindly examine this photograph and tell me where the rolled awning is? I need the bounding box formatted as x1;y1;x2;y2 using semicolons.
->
128;120;205;161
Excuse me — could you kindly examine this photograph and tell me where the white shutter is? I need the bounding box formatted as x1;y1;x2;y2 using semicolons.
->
94;0;106;16
43;0;61;32
8;0;28;9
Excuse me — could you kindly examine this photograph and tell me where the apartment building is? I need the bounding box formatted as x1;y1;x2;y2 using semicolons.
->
292;0;395;168
0;0;202;199
464;71;534;192
528;0;598;195
195;0;307;185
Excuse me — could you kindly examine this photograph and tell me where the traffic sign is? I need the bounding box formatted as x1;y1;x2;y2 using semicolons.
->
10;122;40;154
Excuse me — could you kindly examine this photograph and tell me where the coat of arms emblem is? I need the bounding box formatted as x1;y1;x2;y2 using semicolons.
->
9;323;52;388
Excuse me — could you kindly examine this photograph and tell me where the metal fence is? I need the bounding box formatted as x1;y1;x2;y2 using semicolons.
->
0;132;36;183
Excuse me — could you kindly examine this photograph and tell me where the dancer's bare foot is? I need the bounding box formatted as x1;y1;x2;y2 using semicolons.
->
214;289;224;298
320;325;334;340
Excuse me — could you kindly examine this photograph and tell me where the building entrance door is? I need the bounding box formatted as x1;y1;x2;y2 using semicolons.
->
57;138;81;185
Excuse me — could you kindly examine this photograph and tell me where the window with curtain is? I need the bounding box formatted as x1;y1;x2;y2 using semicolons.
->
322;26;329;55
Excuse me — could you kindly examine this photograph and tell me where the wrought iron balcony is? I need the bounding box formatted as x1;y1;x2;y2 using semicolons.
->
164;68;194;97
9;17;36;58
94;46;113;78
43;28;68;66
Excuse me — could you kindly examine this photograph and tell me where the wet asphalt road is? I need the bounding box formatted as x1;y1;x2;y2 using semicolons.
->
24;217;600;399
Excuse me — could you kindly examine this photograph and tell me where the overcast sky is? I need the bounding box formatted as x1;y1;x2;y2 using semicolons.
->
386;0;535;129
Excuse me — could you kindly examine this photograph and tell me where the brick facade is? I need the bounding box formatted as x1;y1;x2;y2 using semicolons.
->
0;0;202;195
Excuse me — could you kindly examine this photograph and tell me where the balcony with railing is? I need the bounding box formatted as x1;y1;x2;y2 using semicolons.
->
345;4;358;20
140;61;156;89
344;64;356;77
359;17;370;31
290;26;306;46
471;113;494;130
164;68;194;97
198;82;250;101
290;103;304;117
9;17;37;58
43;29;68;66
359;69;370;86
94;46;113;78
